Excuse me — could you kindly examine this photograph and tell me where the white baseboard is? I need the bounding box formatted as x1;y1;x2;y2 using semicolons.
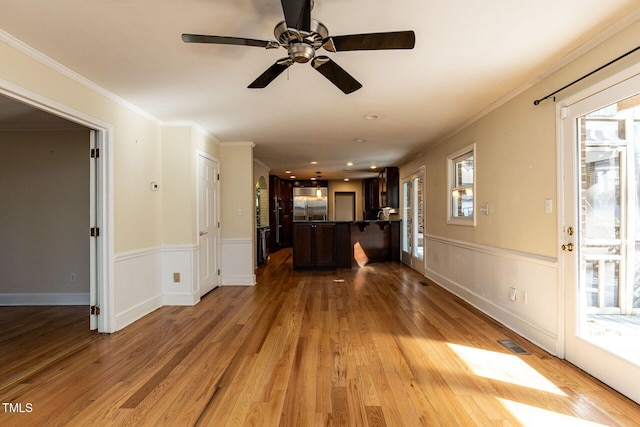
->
0;293;90;306
222;275;256;286
115;294;163;331
163;291;200;306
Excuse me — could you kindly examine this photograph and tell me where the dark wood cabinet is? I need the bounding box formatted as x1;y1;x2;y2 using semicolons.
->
293;221;400;269
293;223;335;268
292;223;314;267
379;167;399;209
269;175;293;252
363;177;380;220
314;223;336;267
363;167;399;220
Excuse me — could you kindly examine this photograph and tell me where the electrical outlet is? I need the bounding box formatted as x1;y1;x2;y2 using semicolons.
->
173;272;181;283
509;287;517;302
522;291;528;304
70;273;77;282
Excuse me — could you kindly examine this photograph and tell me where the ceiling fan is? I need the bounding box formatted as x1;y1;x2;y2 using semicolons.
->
182;0;415;94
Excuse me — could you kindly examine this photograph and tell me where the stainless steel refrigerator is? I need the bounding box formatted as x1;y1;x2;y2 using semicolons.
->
293;187;328;221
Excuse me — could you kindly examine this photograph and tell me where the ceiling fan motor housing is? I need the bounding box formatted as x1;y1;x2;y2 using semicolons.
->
274;19;328;63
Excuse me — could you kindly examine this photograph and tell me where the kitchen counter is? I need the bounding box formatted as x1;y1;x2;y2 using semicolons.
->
292;220;400;269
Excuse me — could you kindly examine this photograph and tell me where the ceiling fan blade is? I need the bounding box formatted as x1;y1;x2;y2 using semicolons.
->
182;34;279;49
248;58;293;89
323;30;415;52
280;0;311;32
311;56;362;94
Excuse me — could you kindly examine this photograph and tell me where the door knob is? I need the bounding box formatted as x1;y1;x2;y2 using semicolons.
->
561;243;574;251
199;231;208;236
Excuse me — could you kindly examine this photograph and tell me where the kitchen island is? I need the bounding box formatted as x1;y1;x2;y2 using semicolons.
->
292;220;400;269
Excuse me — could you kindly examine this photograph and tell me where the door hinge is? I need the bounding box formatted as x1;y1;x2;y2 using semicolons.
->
90;227;100;237
90;148;100;158
218;221;220;228
90;305;101;316
217;269;221;275
217;173;220;181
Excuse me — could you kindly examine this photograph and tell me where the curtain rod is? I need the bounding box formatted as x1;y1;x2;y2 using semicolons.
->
533;45;640;105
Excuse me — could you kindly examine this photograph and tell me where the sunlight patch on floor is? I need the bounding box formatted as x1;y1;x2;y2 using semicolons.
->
499;399;608;426
448;343;565;396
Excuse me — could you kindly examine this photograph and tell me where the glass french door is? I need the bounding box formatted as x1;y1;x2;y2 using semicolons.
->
561;74;640;404
402;167;425;274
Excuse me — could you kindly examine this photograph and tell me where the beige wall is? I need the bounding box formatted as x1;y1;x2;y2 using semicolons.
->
400;19;640;259
161;125;220;245
0;130;90;294
220;142;254;239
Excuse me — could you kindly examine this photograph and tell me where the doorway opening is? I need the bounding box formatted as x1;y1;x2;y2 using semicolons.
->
0;91;108;389
334;191;356;222
0;90;109;330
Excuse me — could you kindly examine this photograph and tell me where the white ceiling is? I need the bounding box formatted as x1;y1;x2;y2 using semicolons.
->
0;0;639;179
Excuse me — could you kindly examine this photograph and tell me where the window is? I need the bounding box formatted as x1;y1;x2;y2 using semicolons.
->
447;143;475;225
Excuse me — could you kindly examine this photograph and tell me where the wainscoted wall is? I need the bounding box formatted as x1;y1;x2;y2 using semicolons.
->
114;244;200;331
161;245;199;305
421;235;559;355
221;238;256;286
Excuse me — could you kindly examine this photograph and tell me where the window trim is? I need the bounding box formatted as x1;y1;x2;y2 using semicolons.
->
447;143;476;226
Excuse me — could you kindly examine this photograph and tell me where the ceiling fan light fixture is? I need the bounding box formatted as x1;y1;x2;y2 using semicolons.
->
289;42;316;63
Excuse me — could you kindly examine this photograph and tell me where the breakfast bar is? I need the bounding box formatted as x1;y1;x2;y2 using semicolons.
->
292;220;401;269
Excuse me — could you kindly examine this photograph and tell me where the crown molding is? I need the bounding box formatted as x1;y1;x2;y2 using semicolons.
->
0;29;162;125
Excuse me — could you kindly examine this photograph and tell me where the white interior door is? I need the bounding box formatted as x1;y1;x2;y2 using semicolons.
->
560;73;640;405
198;153;220;296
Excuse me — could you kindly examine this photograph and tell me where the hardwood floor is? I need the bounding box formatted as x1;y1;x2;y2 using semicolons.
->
1;248;640;426
0;305;97;391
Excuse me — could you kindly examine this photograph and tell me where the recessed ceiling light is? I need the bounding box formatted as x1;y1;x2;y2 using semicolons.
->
310;177;316;181
346;161;354;166
310;161;318;165
285;170;292;174
354;138;367;143
344;178;350;182
290;175;296;179
370;165;377;169
364;113;379;120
